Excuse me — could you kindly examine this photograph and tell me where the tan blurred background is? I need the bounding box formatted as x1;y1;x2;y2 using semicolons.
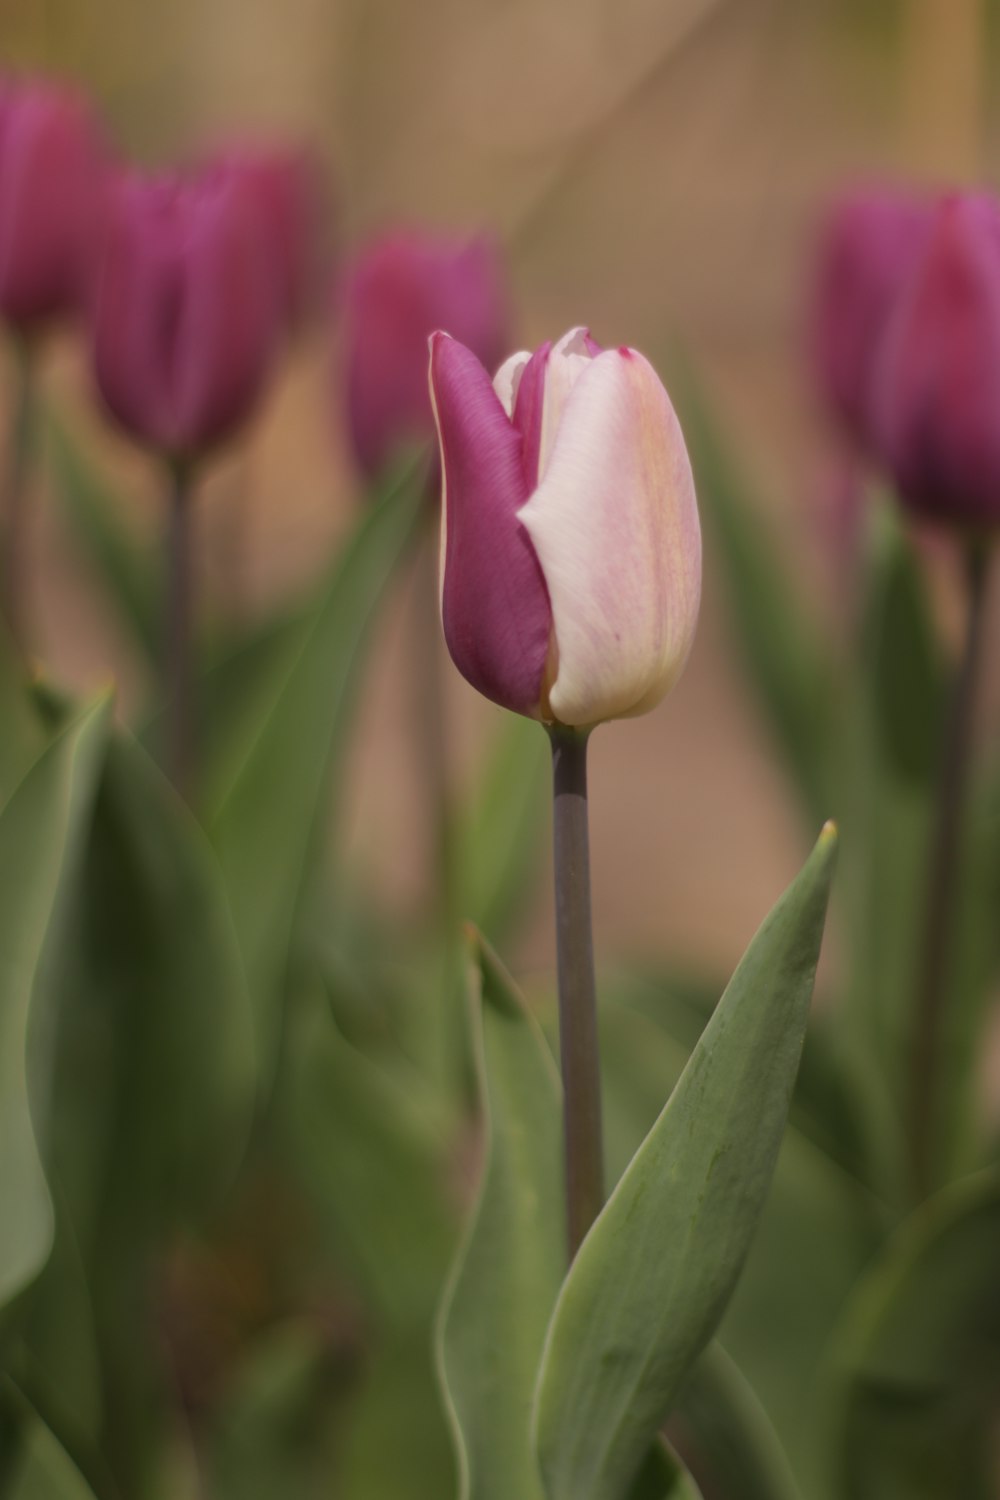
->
3;0;998;981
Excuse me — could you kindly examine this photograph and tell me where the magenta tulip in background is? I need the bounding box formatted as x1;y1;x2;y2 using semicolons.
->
0;77;109;330
343;230;508;481
210;143;326;328
875;191;1000;529
430;327;701;727
810;187;931;453
92;168;284;460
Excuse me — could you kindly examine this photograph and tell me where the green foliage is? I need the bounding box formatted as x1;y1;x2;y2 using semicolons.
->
533;826;836;1500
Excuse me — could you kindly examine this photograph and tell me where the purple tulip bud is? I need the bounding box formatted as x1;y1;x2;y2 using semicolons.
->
208;142;327;328
91;168;284;461
0;76;109;330
810;187;932;453
873;192;1000;528
343;229;508;481
430;327;701;728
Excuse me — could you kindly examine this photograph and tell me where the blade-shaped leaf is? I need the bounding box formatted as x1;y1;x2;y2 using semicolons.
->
0;698;110;1315
672;355;839;830
457;719;550;945
209;463;423;1071
533;823;838;1500
437;935;564;1500
828;1171;1000;1500
0;1378;101;1500
0;626;44;807
669;1343;800;1500
45;416;160;666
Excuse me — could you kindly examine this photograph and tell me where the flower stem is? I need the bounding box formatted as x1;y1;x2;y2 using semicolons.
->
165;461;196;797
1;341;36;649
909;539;991;1198
549;723;604;1261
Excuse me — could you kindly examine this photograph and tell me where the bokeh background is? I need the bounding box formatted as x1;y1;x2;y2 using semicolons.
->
3;0;998;980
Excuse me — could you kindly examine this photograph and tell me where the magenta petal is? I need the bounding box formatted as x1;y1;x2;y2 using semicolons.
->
511;341;550;489
431;333;552;716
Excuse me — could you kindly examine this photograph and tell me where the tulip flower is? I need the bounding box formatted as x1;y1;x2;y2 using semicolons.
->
0;77;109;330
92;167;284;462
209;143;325;328
430;326;701;730
874;191;1000;530
810;187;931;454
343;230;508;481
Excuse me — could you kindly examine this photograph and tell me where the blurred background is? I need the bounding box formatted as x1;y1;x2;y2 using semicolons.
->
2;0;997;979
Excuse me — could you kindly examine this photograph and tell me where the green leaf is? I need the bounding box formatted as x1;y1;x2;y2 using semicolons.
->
672;356;839;830
533;823;838;1500
45;416;160;666
0;698;110;1315
670;1343;800;1500
828;1171;1000;1499
0;627;44;807
209;463;423;1072
47;730;256;1242
437;935;564;1500
457;718;550;945
281;980;455;1328
625;1439;703;1499
0;1378;101;1500
839;505;943;1196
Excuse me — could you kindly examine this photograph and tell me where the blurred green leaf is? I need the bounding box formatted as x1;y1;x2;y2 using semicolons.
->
829;1171;1000;1499
0;628;44;808
281;981;455;1328
669;1344;800;1500
45;417;160;667
209;463;423;1073
206;1319;352;1500
533;824;837;1500
48;731;256;1243
457;718;550;945
0;1378;101;1500
0;698;110;1318
625;1439;703;1499
437;936;564;1500
839;506;944;1197
672;357;839;830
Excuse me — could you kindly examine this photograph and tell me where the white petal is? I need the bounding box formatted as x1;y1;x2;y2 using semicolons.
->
538;326;595;477
518;348;701;727
493;349;532;416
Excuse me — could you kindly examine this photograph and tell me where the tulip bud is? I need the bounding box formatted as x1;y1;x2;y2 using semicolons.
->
810;187;931;453
0;76;109;330
209;142;326;328
430;327;701;728
91;168;283;461
343;229;508;481
875;192;1000;528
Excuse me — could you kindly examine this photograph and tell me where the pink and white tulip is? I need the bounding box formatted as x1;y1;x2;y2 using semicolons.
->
430;327;701;728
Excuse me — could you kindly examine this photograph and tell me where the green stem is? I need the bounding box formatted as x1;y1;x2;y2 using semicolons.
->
909;539;991;1198
1;342;36;649
549;724;604;1261
165;462;196;797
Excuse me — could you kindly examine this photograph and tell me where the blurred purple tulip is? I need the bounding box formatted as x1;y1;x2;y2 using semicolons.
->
810;187;932;453
0;76;109;330
209;142;326;328
92;168;284;461
342;229;509;481
875;191;1000;529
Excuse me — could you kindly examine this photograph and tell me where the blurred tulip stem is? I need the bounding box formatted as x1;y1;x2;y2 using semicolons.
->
549;723;604;1260
1;339;36;650
165;459;197;797
909;538;991;1197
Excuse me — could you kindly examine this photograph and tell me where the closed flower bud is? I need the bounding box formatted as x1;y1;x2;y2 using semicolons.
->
875;191;1000;528
343;229;508;481
810;187;931;453
92;168;283;460
430;327;701;728
209;143;326;328
0;76;109;330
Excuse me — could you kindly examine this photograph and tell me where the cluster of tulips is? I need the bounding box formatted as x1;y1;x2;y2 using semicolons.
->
2;62;1000;1500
